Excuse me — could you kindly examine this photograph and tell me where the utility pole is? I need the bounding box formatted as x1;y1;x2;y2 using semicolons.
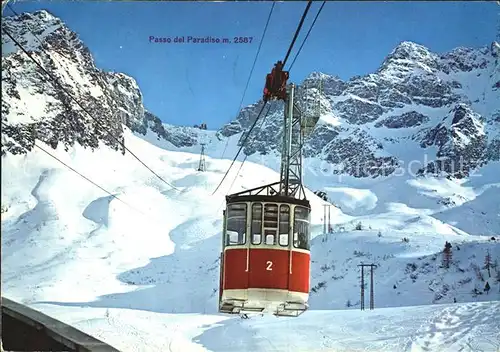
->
323;204;327;234
328;204;331;233
370;265;374;310
360;264;365;310
322;204;332;233
358;263;376;310
198;143;206;172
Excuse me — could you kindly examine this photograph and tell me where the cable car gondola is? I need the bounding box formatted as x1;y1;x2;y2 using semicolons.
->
263;60;289;102
218;77;320;317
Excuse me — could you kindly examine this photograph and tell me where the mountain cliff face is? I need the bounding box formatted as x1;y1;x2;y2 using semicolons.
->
220;41;500;179
0;10;183;156
2;10;499;180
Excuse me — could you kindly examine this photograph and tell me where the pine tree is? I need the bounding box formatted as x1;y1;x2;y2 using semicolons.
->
491;259;498;270
484;281;490;294
484;250;492;278
496;269;500;293
314;190;328;201
442;241;452;269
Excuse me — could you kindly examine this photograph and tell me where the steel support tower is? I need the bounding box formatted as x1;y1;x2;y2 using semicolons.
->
228;83;319;201
279;84;306;199
198;143;206;172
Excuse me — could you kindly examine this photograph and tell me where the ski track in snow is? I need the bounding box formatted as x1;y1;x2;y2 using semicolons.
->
27;301;500;352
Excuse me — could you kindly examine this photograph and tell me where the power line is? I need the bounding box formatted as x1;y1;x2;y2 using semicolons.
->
36;143;146;214
225;103;272;195
197;143;206;172
288;1;326;72
215;104;271;214
227;155;247;195
1;22;179;192
228;1;320;193
220;2;275;159
1;122;145;216
6;4;72;62
282;0;313;67
213;1;315;195
211;101;268;195
359;263;376;311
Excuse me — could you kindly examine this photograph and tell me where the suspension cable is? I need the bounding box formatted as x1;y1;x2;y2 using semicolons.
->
213;1;315;194
220;2;275;159
6;4;73;62
1;122;146;216
288;1;326;72
215;103;272;214
225;103;272;195
211;101;268;195
282;0;313;67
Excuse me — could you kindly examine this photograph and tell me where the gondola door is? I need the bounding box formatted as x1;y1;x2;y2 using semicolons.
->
278;204;292;293
248;203;290;292
219;210;226;304
222;203;249;294
247;203;262;290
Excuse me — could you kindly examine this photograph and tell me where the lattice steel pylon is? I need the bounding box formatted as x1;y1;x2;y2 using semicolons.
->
227;81;320;201
278;83;321;200
198;143;206;172
279;84;304;198
358;263;376;310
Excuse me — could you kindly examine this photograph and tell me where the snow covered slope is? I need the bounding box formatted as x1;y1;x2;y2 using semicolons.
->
3;10;499;180
21;301;500;352
2;9;500;352
2;130;499;351
212;41;500;179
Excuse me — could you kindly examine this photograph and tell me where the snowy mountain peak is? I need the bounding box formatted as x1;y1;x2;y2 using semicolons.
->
27;9;57;21
389;40;433;61
377;41;440;81
217;39;499;179
2;10;70;55
11;9;59;26
2;10;138;155
492;41;500;57
304;71;340;82
1;13;500;347
2;10;499;182
439;45;492;74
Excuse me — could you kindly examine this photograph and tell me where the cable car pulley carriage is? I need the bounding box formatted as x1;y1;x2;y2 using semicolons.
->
218;61;321;317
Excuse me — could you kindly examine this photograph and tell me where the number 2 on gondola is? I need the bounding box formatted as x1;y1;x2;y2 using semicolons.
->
266;261;273;271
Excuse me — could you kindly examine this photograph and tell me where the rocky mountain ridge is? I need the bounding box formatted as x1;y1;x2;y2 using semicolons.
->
220;41;500;179
1;10;171;155
2;10;499;180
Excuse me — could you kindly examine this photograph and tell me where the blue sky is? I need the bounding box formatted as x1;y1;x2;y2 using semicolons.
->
4;1;498;128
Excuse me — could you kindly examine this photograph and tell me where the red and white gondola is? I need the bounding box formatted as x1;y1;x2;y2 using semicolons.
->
218;62;320;317
219;192;311;316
